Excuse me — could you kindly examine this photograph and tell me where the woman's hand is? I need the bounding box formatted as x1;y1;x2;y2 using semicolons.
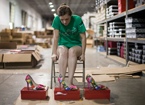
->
79;54;85;61
51;54;58;62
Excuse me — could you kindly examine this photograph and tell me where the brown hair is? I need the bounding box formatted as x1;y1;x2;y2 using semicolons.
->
57;3;73;16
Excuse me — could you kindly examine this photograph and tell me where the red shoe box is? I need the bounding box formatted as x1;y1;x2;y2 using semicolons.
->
118;0;134;13
54;87;80;100
121;46;124;58
21;87;48;100
104;41;117;48
84;87;110;99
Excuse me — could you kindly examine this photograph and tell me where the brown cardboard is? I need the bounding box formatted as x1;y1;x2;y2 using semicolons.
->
3;52;40;68
0;42;17;49
3;54;31;62
0;54;3;68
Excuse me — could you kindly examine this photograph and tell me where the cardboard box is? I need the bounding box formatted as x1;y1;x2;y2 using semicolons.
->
54;87;80;100
0;54;3;68
21;87;48;100
3;52;40;68
84;87;110;99
0;42;17;49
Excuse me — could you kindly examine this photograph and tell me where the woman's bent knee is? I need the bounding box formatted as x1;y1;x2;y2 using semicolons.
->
57;46;68;58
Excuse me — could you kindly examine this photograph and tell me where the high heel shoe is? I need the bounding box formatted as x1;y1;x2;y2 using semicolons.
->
25;74;45;90
86;74;107;90
69;85;78;90
27;74;45;88
58;74;70;91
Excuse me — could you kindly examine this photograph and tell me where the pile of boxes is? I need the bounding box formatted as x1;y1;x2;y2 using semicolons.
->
117;42;124;58
106;5;118;18
0;29;17;42
0;44;41;69
108;22;125;38
96;5;106;23
129;44;145;64
104;41;117;55
125;17;145;38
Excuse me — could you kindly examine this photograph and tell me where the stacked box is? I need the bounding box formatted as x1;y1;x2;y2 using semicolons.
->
135;0;145;7
104;41;117;48
108;48;117;55
125;17;145;38
103;23;107;37
118;0;134;14
129;44;145;64
104;41;117;55
117;42;123;57
106;5;118;18
142;45;145;64
96;25;104;37
0;29;13;42
108;22;125;38
11;33;26;45
96;5;106;23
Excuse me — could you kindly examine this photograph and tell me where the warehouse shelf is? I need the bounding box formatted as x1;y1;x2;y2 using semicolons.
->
96;0;118;11
128;4;145;15
95;1;145;66
107;37;125;42
127;38;145;44
97;4;145;24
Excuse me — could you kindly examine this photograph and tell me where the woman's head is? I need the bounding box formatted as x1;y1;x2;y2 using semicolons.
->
57;3;72;26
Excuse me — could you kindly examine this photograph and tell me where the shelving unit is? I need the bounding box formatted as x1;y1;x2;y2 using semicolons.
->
95;0;145;66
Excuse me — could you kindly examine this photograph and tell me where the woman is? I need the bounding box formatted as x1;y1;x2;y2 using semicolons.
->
51;3;86;90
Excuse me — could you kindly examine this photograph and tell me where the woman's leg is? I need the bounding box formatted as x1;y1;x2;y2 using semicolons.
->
57;45;68;80
68;46;82;86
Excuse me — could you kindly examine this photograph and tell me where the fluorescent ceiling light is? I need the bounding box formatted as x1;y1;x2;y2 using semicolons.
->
49;2;52;5
51;9;55;12
50;5;54;8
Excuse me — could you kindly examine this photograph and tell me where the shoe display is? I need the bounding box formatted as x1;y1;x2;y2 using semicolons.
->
69;85;78;90
25;74;46;90
58;74;70;91
86;74;107;90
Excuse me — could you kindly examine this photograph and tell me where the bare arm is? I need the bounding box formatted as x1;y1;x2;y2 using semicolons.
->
52;29;59;61
80;32;86;60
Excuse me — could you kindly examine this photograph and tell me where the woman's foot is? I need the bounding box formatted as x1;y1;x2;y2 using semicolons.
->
86;74;107;90
69;85;78;90
58;74;70;91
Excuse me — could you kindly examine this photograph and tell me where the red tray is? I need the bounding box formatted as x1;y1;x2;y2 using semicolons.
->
54;87;80;100
21;87;48;100
84;87;110;99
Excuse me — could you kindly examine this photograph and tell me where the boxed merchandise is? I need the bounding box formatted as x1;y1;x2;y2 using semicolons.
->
21;87;48;100
142;60;145;64
84;87;110;99
54;87;80;100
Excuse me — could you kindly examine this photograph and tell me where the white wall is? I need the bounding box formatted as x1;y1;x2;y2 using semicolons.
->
14;0;43;30
0;0;43;31
0;0;9;31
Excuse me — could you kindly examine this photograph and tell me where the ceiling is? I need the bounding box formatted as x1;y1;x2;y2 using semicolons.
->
24;0;96;20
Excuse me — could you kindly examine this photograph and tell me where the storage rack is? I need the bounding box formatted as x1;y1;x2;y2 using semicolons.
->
95;0;145;66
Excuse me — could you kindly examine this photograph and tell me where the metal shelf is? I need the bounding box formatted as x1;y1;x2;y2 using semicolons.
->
107;37;125;42
128;4;145;15
97;4;145;24
127;38;145;44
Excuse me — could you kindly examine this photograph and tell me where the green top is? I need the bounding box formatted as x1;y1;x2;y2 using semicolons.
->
52;15;86;48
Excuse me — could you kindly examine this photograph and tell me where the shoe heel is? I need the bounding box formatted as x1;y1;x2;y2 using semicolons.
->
59;81;61;90
87;81;91;90
27;82;29;90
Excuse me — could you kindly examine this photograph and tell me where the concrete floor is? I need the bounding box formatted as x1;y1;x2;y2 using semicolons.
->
0;47;145;105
